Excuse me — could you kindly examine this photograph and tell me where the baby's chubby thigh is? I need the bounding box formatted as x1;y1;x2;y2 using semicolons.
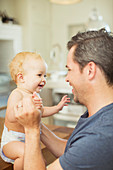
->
1;125;25;163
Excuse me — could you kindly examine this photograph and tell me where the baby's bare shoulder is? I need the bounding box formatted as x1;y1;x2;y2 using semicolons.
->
8;88;23;104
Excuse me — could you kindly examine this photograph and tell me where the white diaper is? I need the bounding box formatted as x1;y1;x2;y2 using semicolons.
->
0;125;25;163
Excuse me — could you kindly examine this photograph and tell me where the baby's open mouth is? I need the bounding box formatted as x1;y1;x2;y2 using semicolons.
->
38;84;44;88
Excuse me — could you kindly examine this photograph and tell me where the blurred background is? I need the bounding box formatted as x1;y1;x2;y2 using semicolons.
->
0;0;113;127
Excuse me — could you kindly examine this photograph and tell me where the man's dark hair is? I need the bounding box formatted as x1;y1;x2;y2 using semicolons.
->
67;28;113;86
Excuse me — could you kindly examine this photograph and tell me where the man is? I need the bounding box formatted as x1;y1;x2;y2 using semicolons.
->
15;28;113;170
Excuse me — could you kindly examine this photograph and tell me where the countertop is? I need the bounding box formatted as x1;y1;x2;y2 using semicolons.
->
45;78;70;89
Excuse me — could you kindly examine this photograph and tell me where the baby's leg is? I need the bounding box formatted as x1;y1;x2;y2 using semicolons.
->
3;141;24;170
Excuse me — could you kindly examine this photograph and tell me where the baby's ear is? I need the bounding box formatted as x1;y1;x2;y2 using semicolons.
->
17;72;24;83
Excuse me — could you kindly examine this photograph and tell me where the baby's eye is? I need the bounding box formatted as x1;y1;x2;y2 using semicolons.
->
37;74;42;77
44;74;47;78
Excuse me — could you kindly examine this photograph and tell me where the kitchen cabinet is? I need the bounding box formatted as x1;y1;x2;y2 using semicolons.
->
0;24;22;73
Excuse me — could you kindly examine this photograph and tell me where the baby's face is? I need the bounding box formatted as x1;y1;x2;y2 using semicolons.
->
23;58;47;93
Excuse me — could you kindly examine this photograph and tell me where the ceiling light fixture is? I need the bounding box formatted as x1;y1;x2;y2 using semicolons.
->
50;0;81;5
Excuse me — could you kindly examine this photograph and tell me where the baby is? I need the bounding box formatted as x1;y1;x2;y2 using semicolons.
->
1;52;70;170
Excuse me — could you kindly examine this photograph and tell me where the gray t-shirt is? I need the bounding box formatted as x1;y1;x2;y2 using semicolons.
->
59;103;113;170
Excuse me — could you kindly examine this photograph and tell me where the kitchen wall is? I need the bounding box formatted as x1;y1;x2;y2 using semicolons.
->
0;0;113;71
51;0;113;66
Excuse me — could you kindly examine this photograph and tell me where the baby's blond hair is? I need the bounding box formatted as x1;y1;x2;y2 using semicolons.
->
9;52;43;83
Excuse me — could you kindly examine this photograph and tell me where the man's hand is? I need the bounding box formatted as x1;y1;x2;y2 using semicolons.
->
32;92;44;115
14;96;42;130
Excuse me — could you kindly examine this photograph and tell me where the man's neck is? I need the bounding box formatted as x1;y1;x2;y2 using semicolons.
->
87;86;113;117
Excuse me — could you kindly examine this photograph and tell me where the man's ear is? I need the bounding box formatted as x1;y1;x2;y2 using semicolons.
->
17;72;24;83
86;62;96;80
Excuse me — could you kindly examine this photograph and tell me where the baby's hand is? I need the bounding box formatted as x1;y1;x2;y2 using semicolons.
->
32;92;43;112
57;95;70;111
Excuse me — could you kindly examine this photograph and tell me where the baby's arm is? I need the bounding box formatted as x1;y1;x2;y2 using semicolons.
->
6;89;23;122
32;92;70;117
42;95;70;117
